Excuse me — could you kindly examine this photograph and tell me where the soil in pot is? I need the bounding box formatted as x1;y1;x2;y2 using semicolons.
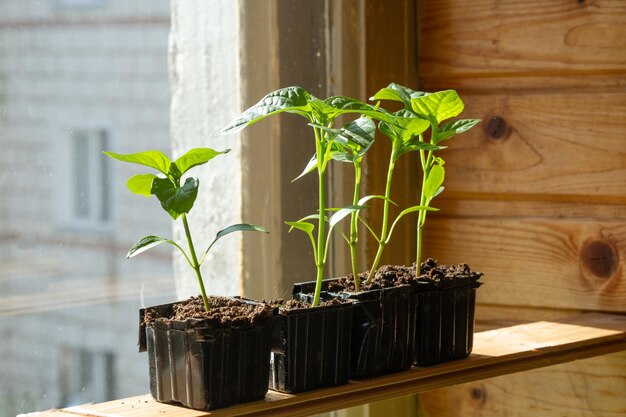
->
269;296;354;393
139;296;277;411
411;259;483;366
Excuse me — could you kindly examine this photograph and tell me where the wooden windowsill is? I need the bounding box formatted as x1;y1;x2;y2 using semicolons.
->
22;312;626;417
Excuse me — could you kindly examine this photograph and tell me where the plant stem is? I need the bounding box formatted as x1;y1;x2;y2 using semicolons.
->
313;128;327;307
182;213;210;312
349;163;362;292
416;150;434;277
365;146;398;284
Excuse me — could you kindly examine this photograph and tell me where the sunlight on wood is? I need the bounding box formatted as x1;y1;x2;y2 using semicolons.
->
20;313;626;417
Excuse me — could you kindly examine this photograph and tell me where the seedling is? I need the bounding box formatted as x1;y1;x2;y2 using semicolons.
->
308;116;376;292
370;83;480;276
362;84;442;284
220;86;393;305
104;148;268;312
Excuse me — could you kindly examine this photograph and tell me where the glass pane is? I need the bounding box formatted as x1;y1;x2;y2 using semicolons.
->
0;1;174;415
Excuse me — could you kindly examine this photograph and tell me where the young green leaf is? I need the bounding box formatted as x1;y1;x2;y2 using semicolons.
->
292;154;318;182
127;235;174;258
410;90;464;124
215;223;268;241
358;194;397;207
398;141;446;157
200;223;269;265
126;174;157;197
328;205;368;228
423;164;446;203
311;117;376;162
370;82;425;107
286;220;315;235
219;86;312;134
175;148;230;175
434;119;481;143
285;220;317;259
103;150;171;176
388;205;439;243
151;177;199;220
322;96;395;124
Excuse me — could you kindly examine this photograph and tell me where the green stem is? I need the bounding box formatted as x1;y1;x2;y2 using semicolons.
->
365;146;399;284
313;128;327;307
182;213;210;312
349;163;362;292
416;150;434;277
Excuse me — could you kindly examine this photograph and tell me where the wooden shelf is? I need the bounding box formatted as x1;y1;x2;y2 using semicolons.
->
23;312;626;417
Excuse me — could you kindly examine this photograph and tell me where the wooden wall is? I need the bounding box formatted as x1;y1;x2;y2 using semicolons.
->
416;0;626;416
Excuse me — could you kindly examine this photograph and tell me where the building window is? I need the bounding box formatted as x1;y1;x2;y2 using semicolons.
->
59;129;112;230
59;347;116;407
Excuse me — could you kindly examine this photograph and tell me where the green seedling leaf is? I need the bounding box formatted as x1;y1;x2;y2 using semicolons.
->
434;118;481;143
396;117;431;143
424;164;445;203
175;148;230;175
398;141;446;157
432;186;445;200
200;223;269;265
334;117;376;148
322;96;394;124
329;205;368;228
358;194;397;207
410;90;464;124
214;223;268;241
387;205;439;244
219;86;312;134
127;236;173;258
311;117;376;162
370;82;425;107
151;177;199;220
293;154;318;182
103;150;171;176
286;220;315;235
126;174;157;197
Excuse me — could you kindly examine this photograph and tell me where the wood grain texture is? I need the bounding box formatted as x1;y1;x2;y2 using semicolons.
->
424;217;626;311
435;196;626;221
20;313;626;417
361;0;420;268
437;92;626;199
418;351;626;417
419;0;626;76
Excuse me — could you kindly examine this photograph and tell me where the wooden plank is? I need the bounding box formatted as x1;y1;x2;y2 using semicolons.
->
418;351;626;417
435;196;626;221
424;73;626;93
424;217;626;312
419;0;626;76
437;91;626;199
20;313;626;417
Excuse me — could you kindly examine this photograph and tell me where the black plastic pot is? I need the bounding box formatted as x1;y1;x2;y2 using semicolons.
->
293;280;416;378
269;293;354;393
413;281;482;366
138;299;277;410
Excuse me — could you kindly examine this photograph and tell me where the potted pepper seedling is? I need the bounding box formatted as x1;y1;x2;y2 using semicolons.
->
220;86;395;392
104;148;275;410
368;84;484;366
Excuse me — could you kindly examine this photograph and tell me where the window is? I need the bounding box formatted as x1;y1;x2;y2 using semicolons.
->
59;347;116;407
0;2;174;416
69;129;111;228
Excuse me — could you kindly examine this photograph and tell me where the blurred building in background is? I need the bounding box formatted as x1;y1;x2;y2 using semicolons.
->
0;1;175;415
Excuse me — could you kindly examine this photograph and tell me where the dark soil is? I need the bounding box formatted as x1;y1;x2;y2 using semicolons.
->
143;295;275;329
272;297;346;314
327;258;483;292
418;258;483;287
